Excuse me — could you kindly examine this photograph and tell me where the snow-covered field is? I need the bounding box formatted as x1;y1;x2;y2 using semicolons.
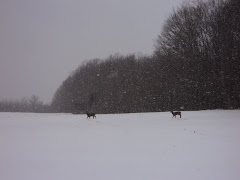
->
0;110;240;180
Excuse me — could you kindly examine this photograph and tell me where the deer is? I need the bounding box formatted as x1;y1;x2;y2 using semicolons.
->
86;112;96;119
171;111;181;118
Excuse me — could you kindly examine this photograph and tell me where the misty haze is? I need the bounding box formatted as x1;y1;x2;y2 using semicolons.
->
1;0;239;113
0;0;240;179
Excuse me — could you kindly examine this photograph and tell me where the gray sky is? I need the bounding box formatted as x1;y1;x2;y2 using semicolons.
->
0;0;183;104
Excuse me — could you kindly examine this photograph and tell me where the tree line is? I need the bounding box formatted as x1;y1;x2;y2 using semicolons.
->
1;0;239;113
51;0;240;114
0;95;50;113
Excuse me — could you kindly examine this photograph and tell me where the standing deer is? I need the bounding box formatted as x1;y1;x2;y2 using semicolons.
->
171;111;181;118
86;112;96;119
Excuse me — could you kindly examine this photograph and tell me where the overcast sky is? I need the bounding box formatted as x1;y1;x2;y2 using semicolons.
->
0;0;183;104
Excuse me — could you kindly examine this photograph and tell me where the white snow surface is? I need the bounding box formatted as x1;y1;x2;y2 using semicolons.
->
0;110;240;180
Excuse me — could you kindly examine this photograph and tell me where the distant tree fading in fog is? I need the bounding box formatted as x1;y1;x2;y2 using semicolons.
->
0;95;50;113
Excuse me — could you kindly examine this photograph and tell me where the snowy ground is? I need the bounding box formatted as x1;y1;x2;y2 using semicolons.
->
0;110;240;180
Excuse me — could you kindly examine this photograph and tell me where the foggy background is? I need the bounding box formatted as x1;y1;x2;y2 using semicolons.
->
0;0;183;104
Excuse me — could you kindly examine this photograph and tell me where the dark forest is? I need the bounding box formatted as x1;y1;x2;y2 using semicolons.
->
1;0;239;113
51;0;240;113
